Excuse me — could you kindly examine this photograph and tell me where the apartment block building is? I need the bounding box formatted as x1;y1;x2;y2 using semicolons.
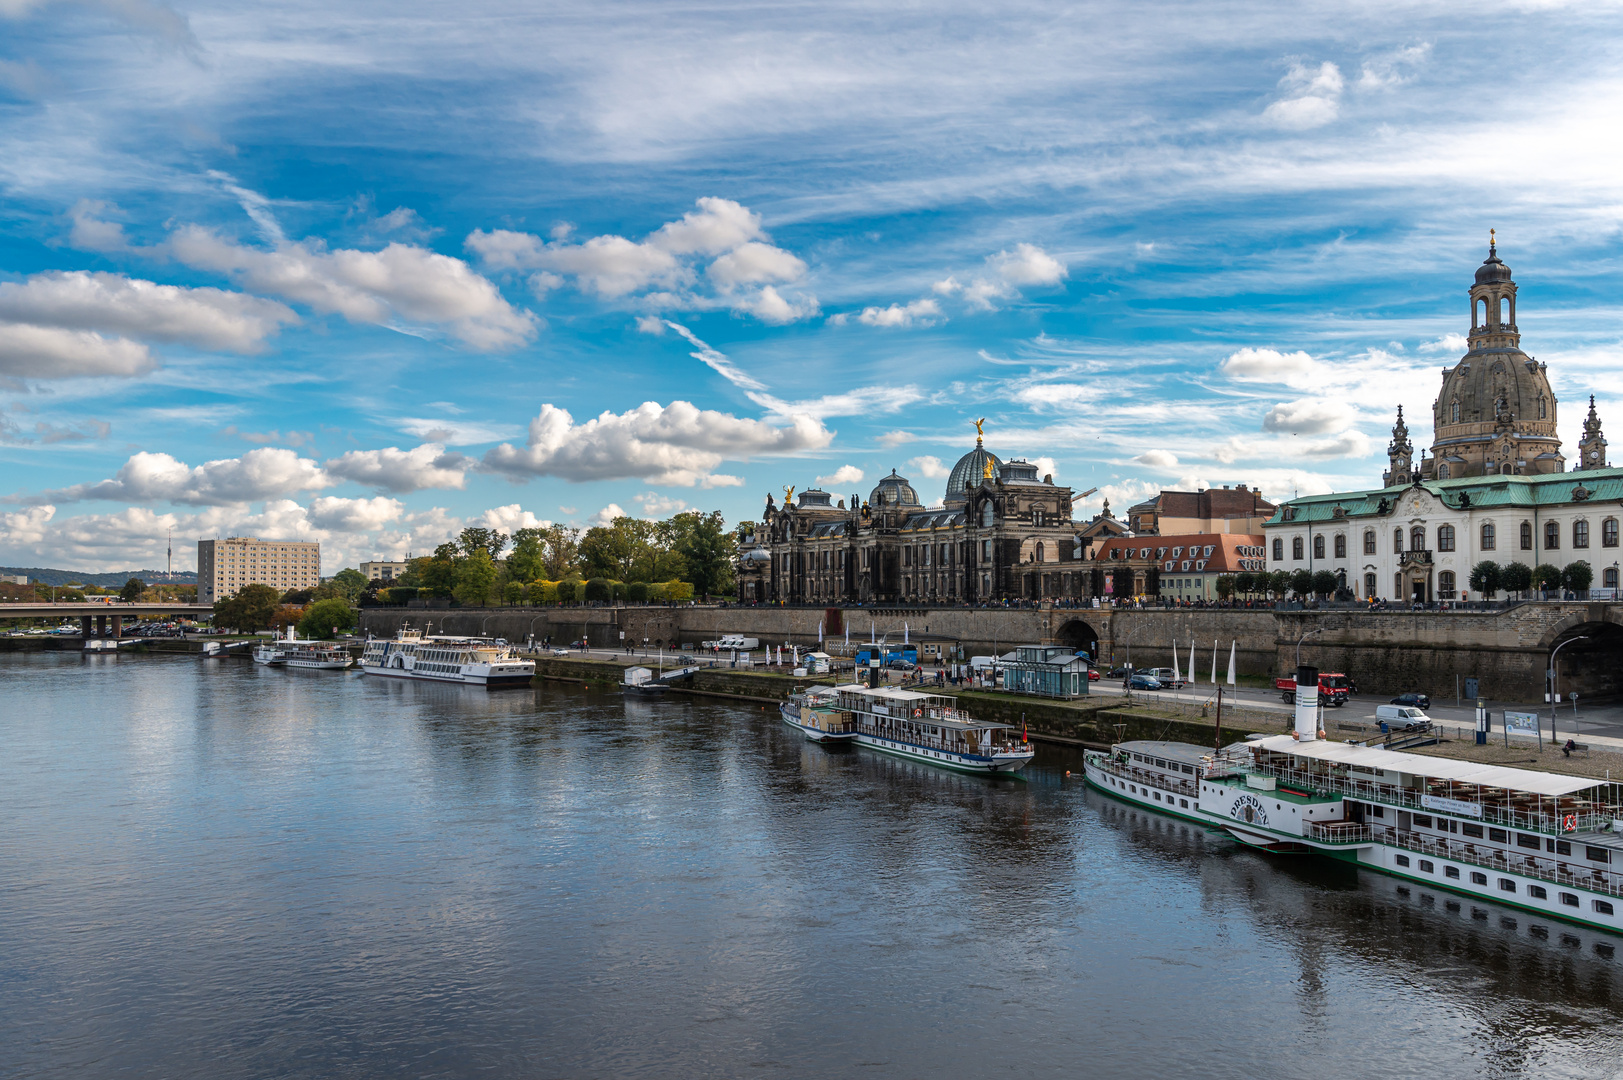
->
197;537;321;605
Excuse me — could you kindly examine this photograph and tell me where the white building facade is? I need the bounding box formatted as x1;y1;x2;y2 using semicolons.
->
198;537;321;605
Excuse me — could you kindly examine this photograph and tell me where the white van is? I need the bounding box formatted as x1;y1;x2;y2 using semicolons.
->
1375;704;1431;732
969;655;998;672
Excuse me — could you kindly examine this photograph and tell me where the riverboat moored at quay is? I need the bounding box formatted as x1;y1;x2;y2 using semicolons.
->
1083;665;1623;933
253;629;353;669
779;685;857;743
833;683;1034;773
360;629;534;687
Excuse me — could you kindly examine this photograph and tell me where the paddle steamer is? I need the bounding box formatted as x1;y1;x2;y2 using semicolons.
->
1083;666;1623;932
779;685;858;743
360;628;534;687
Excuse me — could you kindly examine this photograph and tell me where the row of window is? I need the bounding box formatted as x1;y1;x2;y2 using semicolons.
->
1392;855;1614;915
1274;518;1621;562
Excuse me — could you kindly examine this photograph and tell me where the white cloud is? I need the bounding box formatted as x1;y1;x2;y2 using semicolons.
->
394;417;519;445
1357;43;1432;91
749;384;924;421
854;298;943;328
989;243;1067;287
0;504;54;546
66;200;133;253
635;315;667;334
1261;399;1355;435
170;226;536;350
31;447;331;506
1135;449;1179;468
483;400;832;487
0;271;298;353
908;455;948;479
1219;346;1319;384
666;321;768;390
1420;332;1468;354
323;444;469;493
1031;456;1058;479
1263;61;1345;130
479;503;553;533
878;430;916;447
633;491;688;516
0;322;154;378
589;503;627;527
815;464;864;488
307;495;404;531
465;198;815;324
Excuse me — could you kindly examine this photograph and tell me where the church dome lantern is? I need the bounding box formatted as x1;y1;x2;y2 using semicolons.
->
869;470;921;508
944;418;1002;507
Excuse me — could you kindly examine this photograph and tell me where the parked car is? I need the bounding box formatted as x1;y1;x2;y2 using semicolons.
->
1128;673;1164;691
1088;669;1101;681
1106;665;1133;678
1376;704;1432;732
569;639;589;649
883;658;917;672
1390;692;1431;710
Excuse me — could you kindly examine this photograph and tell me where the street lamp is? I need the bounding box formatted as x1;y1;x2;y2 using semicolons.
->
1296;626;1324;668
481;615;494;637
528;615;546;650
1549;635;1589;746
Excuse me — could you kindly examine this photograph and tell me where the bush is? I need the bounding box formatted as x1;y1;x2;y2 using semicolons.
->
1562;560;1593;593
1501;561;1532;596
389;586;419;604
584;577;611;603
662;580;694;602
297;598;356;640
626;581;650;603
527;580;558;605
560;577;585;603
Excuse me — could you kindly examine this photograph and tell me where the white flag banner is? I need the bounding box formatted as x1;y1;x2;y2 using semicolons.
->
1226;640;1237;687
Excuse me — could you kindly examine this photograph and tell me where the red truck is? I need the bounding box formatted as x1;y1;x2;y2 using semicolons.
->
1276;672;1352;706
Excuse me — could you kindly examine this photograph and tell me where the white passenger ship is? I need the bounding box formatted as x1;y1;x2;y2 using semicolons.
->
1082;666;1623;933
832;683;1034;773
253;629;353;669
779;685;857;743
360;629;534;687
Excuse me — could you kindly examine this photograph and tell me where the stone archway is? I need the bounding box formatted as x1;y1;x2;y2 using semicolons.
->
1541;616;1623;703
1056;618;1100;662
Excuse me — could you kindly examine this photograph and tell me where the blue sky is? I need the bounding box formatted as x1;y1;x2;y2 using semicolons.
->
3;0;1623;572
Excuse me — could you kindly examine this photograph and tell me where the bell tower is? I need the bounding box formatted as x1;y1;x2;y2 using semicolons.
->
1383;405;1414;487
1468;229;1519;350
1577;395;1609;471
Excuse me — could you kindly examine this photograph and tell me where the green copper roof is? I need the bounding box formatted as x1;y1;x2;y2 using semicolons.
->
1263;467;1623;526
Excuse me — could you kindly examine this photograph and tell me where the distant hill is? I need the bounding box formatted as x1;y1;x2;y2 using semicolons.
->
0;567;198;587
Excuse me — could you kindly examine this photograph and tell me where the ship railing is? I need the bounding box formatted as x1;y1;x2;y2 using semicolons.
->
1376;828;1623;898
1089;758;1199;798
1254;764;1615;837
1305;821;1376;844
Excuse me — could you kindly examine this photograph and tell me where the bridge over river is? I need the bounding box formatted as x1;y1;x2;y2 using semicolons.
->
0;602;214;642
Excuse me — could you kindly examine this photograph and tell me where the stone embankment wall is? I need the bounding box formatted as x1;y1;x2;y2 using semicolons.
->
360;599;1623;704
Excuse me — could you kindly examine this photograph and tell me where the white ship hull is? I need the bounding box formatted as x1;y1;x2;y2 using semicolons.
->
360;663;532;687
855;732;1032;773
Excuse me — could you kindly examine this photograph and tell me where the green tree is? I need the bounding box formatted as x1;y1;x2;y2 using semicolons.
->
1532;563;1563;594
1289;569;1314;597
214;583;280;633
1234;571;1255;597
662;579;694;602
507;528;548;582
502;580;524;605
1468;560;1501;598
297;597;356;639
1268;570;1290;599
626;581;650;603
583;577;611;603
330;567;368;601
674;510;735;598
542;526;582;579
1562;560;1593;593
420;543;459;598
1501;561;1532;597
1215;575;1236;601
457;527;508;561
579;518;644;580
1311;570;1338;598
119;577;145;603
453;549;498;606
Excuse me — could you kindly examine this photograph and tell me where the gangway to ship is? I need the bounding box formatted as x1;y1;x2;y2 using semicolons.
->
652;665;702;684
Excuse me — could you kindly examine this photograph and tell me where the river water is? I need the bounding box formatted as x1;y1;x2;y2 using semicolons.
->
2;650;1621;1079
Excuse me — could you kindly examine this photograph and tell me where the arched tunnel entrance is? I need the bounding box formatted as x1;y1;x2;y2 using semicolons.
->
1549;622;1623;704
1056;619;1100;663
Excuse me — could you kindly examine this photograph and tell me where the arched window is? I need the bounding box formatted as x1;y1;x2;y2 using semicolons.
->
1292;537;1304;560
1538;396;1547;420
1439;571;1456;599
1363;529;1376;554
1573;520;1589;549
1481;523;1496;550
981;501;994;527
1035;542;1045;563
1605;518;1619;548
1394;528;1404;552
1545;521;1560;549
1273;538;1283;561
1499;297;1509;325
1606;567;1619;591
1476;298;1486;327
1438;464;1450;479
1520;521;1533;550
1411;526;1427;552
1364;572;1377;598
1437;525;1455;552
1450;400;1460;423
1313;535;1325;559
1334;534;1346;559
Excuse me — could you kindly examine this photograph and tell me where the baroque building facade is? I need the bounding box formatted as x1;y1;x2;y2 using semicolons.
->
1267;240;1619;603
736;430;1089;604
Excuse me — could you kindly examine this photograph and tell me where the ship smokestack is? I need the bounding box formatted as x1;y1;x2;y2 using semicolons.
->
1294;664;1319;741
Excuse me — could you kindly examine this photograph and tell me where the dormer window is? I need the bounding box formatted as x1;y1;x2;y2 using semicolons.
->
1170;547;1181;558
1203;546;1214;557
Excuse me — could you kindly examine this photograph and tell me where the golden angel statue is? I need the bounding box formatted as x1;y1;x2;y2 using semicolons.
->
784;485;795;503
973;417;986;438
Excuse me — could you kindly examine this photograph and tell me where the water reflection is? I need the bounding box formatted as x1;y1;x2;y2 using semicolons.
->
1;650;1620;1080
